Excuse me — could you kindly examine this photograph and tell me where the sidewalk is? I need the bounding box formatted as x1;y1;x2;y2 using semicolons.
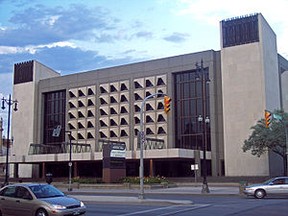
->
58;184;241;205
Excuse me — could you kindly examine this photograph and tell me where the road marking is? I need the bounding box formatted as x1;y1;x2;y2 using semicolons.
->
118;204;210;216
157;204;211;216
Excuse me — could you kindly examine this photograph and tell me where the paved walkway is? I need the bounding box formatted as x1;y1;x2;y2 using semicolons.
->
59;185;241;205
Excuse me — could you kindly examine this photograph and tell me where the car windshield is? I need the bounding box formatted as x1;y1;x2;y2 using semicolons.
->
29;184;64;199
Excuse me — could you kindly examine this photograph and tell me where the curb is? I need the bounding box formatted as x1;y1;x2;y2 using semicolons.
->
71;195;193;205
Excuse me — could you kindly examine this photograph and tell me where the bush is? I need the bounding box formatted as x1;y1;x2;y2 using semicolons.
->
72;177;103;184
120;176;169;184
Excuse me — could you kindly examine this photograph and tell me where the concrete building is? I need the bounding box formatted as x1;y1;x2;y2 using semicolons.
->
2;13;288;179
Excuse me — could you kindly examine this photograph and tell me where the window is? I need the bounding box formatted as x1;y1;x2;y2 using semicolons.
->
43;90;66;145
0;186;16;197
16;187;32;200
88;88;94;95
174;69;210;150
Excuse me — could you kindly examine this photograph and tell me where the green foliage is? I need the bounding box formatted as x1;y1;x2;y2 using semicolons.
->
120;176;169;184
243;109;288;158
72;176;103;184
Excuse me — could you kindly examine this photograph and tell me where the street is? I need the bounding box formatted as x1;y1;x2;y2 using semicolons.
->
82;194;288;216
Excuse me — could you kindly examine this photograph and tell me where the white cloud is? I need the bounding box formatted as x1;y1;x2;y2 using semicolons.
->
0;46;21;54
42;15;61;26
0;41;77;55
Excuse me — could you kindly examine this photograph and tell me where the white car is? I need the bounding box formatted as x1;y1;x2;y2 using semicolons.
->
243;177;288;199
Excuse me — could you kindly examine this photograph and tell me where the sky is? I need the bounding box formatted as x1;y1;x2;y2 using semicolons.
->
1;0;288;129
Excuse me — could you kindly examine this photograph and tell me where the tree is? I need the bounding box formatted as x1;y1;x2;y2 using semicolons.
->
243;110;288;176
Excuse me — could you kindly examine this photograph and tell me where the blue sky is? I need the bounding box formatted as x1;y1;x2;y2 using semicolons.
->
1;0;288;114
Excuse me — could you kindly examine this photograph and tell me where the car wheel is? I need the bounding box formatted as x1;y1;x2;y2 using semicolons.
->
0;209;2;216
35;208;48;216
254;189;266;199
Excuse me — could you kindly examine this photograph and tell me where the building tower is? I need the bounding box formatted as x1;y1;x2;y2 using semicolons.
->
221;13;282;176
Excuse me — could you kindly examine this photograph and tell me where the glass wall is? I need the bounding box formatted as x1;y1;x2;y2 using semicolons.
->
174;69;211;150
43;90;66;145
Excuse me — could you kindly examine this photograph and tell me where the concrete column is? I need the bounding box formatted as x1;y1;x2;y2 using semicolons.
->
149;159;154;177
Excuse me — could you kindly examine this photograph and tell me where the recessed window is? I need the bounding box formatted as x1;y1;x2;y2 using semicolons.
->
110;119;118;126
110;85;117;92
157;90;164;97
87;132;94;139
120;118;128;125
146;104;154;111
146;80;153;87
78;133;85;139
100;86;107;94
157;114;165;122
78;90;85;97
87;121;94;128
110;131;117;137
120;95;128;102
78;122;85;129
69;91;76;98
146;128;154;135
100;120;107;127
134;81;143;89
134;129;139;136
120;106;128;114
69;113;76;119
121;83;128;91
100;109;108;116
146;91;151;97
88;110;94;117
120;130;128;137
78;101;85;107
157;127;166;134
134;105;140;112
68;123;76;129
134;93;142;101
110;96;117;103
88;88;94;95
88;99;94;106
69;102;76;108
110;107;118;115
146;115;154;123
157;102;164;110
78;111;85;118
100;98;107;105
157;78;165;86
134;117;140;124
100;132;107;138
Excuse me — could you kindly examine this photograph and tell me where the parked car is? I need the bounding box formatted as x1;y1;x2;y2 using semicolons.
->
0;183;86;216
243;176;288;199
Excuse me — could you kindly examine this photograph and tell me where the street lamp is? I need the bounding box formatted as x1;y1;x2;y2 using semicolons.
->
196;60;210;194
65;131;73;191
139;92;166;199
1;94;18;185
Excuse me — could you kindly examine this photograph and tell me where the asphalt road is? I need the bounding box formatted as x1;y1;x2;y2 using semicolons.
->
84;194;288;216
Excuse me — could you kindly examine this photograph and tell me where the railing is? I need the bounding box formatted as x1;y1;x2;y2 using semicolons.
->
28;142;91;155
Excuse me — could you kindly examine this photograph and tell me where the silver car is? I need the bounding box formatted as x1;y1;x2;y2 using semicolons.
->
243;176;288;199
0;183;86;216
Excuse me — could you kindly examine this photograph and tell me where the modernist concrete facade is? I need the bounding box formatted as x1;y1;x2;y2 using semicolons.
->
1;13;288;179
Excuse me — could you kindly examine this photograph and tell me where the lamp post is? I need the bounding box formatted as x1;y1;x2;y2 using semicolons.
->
196;60;210;194
1;94;18;185
65;131;72;191
139;92;166;199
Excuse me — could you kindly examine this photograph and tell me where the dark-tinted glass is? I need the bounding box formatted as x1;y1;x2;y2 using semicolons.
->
43;90;66;145
174;68;210;150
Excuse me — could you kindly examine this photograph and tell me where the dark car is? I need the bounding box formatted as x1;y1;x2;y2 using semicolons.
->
243;176;288;199
0;183;86;216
